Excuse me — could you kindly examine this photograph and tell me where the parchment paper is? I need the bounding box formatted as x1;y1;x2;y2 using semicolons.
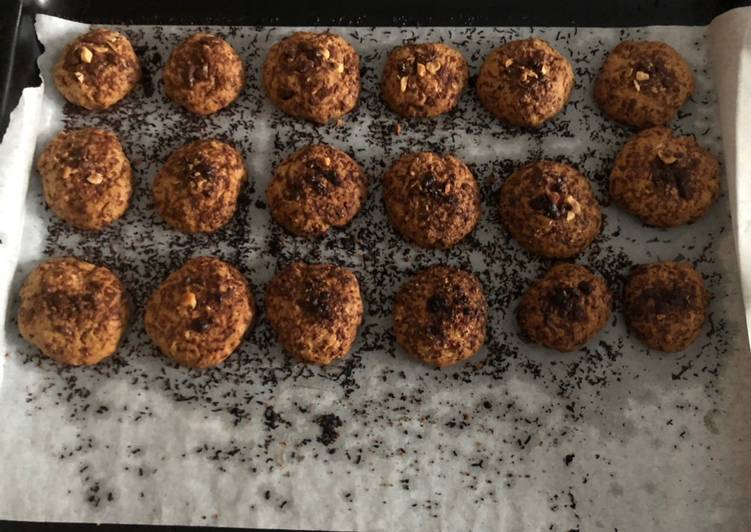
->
1;13;750;531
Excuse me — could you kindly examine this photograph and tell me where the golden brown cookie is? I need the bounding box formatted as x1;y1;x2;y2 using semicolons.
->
500;160;602;258
517;263;612;352
144;256;255;368
153;139;247;233
18;257;129;366
262;32;360;124
381;42;468;118
163;33;245;115
36;128;134;231
394;266;487;368
624;261;709;352
267;144;368;237
383;152;480;249
476;38;574;128
594;41;694;128
53;28;141;110
609;127;720;227
264;262;363;365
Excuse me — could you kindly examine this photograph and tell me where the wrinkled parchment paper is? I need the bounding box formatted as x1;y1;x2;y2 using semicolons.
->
1;12;750;531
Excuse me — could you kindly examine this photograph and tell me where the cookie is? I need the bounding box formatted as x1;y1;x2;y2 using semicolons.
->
393;266;487;368
145;256;255;368
594;41;694;128
267;144;368;237
153;139;247;233
18;257;129;366
517;263;612;352
624;261;709;352
163;33;245;115
383;152;481;249
53;28;141;110
609;127;720;227
36;128;134;231
381;42;468;118
476;38;574;128
262;32;360;124
265;262;363;365
500;160;602;258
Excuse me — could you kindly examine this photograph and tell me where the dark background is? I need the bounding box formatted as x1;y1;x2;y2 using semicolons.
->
0;0;747;530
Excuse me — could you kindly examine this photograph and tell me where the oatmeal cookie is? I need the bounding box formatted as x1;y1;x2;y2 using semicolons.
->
265;262;363;365
609;127;720;227
381;42;468;118
267;144;367;237
393;266;487;367
53;28;141;110
36;128;133;231
163;33;245;115
145;256;255;368
624;261;709;352
18;257;129;366
383;152;481;249
517;263;612;352
499;160;602;258
594;41;694;128
153;139;247;233
262;32;360;124
476;38;574;128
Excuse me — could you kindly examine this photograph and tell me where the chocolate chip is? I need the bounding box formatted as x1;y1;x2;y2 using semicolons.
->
190;318;211;332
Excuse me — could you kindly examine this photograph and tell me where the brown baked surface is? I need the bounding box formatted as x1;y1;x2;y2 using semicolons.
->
393;265;487;368
594;41;694;128
624;261;709;352
499;160;602;258
153;139;247;233
476;38;574;128
36;127;134;231
609;127;720;227
383;152;480;249
163;33;246;115
53;28;141;110
267;144;368;237
264;262;363;365
144;256;255;368
517;263;612;352
381;42;468;118
18;257;130;366
262;32;360;124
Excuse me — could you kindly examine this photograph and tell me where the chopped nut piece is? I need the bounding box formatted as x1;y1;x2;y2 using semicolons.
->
565;196;582;215
540;64;549;76
335;63;345;74
566;210;576;222
320;48;330;60
416;63;426;77
635;71;650;81
86;173;103;185
323;157;331;166
182;291;197;309
400;76;408;92
79;46;93;63
657;150;678;164
425;60;441;74
504;58;514;68
74;72;85;83
633;79;641;92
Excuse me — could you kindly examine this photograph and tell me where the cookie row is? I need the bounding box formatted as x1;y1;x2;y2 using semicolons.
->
54;28;695;129
37;125;720;253
17;256;709;368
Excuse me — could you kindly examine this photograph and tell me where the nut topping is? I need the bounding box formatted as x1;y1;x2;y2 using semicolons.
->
74;72;85;83
182;291;197;309
425;60;441;74
657;150;678;165
635;70;650;81
86;173;103;185
633;79;641;92
79;46;93;64
400;76;408;92
417;63;426;77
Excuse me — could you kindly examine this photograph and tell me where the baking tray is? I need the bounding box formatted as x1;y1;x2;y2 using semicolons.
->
0;1;747;532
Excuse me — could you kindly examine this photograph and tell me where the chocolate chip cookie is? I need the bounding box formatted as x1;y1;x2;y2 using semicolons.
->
36;128;134;231
500;160;602;258
517;263;612;352
383;152;481;249
18;257;130;366
145;256;255;368
594;41;694;128
624;261;709;352
265;262;363;365
609;127;720;227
